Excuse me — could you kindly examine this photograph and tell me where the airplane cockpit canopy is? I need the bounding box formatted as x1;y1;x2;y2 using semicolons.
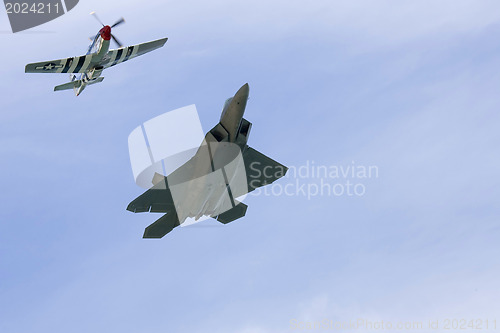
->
220;97;233;121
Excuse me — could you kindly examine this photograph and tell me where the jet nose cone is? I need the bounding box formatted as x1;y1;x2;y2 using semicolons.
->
236;83;249;98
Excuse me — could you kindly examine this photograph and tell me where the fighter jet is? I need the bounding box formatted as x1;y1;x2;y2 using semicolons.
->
127;83;288;238
25;12;167;96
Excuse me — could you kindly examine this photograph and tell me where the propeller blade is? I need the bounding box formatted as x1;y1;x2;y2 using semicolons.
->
111;34;123;48
90;12;104;26
111;17;125;28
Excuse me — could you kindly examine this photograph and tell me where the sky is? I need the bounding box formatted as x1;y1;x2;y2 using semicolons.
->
1;0;500;332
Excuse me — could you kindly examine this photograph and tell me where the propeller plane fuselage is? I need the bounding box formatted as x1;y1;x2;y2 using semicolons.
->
70;25;111;95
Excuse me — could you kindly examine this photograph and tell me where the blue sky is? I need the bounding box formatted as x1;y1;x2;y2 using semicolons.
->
1;1;500;332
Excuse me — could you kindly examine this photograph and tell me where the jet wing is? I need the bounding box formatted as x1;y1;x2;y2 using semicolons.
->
242;147;288;194
102;37;168;69
126;145;287;238
25;54;94;73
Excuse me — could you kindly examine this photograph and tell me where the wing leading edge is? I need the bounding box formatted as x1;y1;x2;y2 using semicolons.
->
102;37;168;69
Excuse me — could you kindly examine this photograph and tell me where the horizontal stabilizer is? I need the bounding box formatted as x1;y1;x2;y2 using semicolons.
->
54;77;104;92
143;212;180;239
54;80;81;91
217;202;248;224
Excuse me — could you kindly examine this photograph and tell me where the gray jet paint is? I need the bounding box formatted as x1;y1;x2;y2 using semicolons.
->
127;84;288;238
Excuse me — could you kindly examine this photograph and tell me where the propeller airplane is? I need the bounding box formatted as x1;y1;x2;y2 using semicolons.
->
25;12;168;96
